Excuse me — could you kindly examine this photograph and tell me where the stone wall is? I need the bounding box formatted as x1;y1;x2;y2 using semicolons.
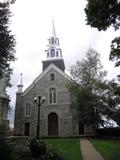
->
14;67;74;137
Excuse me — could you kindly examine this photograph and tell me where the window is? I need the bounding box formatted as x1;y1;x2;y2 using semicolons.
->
52;38;54;44
25;103;31;116
50;73;55;81
55;38;59;45
56;51;59;57
51;49;55;57
47;52;49;58
49;88;56;104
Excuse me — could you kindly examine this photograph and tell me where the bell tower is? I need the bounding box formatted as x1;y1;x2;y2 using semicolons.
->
42;20;65;71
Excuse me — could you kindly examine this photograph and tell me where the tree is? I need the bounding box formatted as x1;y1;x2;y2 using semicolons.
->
68;49;120;128
85;0;120;76
110;37;120;68
85;0;120;31
69;49;106;128
0;0;16;85
102;80;120;126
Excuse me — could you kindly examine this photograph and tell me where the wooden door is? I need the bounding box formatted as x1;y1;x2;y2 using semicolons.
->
48;113;58;136
79;123;84;135
24;123;30;136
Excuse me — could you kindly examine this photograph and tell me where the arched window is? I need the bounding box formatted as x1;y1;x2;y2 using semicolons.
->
25;103;31;116
49;88;56;104
52;38;54;44
55;38;59;45
51;49;55;57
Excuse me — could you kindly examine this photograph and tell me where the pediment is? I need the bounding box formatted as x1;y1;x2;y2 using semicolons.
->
23;63;71;96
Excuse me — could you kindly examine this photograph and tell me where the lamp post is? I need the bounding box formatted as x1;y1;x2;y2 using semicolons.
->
34;96;46;139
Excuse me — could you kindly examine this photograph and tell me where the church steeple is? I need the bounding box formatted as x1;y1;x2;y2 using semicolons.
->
45;20;63;60
42;20;65;71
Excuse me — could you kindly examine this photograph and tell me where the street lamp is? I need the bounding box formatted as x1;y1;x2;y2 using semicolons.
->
34;96;46;139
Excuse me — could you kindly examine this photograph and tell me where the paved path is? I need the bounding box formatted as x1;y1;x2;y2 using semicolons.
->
80;139;104;160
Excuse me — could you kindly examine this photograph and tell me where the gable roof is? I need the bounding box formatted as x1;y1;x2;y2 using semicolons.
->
23;63;71;96
42;58;65;71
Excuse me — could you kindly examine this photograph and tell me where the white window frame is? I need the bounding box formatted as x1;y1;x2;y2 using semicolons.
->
50;73;55;81
49;88;57;104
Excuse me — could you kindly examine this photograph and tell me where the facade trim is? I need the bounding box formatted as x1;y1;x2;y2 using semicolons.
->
23;64;71;96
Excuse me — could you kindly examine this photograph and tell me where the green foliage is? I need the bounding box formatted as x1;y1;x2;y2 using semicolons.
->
69;49;107;127
91;139;120;160
0;0;16;85
9;138;32;160
110;37;120;67
0;130;12;160
45;139;81;160
103;80;120;126
85;0;120;31
6;138;80;160
70;84;96;125
85;0;120;77
28;138;64;160
28;138;47;159
48;151;64;160
70;49;107;87
69;49;120;127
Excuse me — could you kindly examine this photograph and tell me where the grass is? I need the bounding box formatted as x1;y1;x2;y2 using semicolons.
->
91;139;120;160
7;137;120;160
7;138;81;160
45;138;81;160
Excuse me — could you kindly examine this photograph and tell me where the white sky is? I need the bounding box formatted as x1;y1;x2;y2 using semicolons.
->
7;0;119;126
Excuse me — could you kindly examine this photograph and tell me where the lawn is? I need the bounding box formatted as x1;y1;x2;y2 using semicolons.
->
7;138;81;160
45;138;81;160
91;139;120;160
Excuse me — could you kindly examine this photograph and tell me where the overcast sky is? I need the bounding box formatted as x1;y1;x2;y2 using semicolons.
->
7;0;119;126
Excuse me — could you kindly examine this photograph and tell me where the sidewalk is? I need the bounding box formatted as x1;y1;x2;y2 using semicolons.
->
80;139;104;160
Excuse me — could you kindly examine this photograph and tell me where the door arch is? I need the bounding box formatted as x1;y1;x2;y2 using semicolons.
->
48;112;58;136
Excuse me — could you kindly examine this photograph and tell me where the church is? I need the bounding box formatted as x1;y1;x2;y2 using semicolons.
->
14;22;95;137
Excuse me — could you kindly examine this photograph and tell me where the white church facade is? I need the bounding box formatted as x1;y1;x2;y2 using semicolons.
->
14;22;95;137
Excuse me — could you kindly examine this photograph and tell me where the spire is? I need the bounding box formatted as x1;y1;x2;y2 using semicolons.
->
20;73;23;86
52;19;56;37
44;20;63;60
43;20;65;71
17;73;23;94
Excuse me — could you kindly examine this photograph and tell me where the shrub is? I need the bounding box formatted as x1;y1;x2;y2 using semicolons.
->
28;138;64;160
28;138;47;159
48;151;64;160
96;127;120;138
0;127;12;160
